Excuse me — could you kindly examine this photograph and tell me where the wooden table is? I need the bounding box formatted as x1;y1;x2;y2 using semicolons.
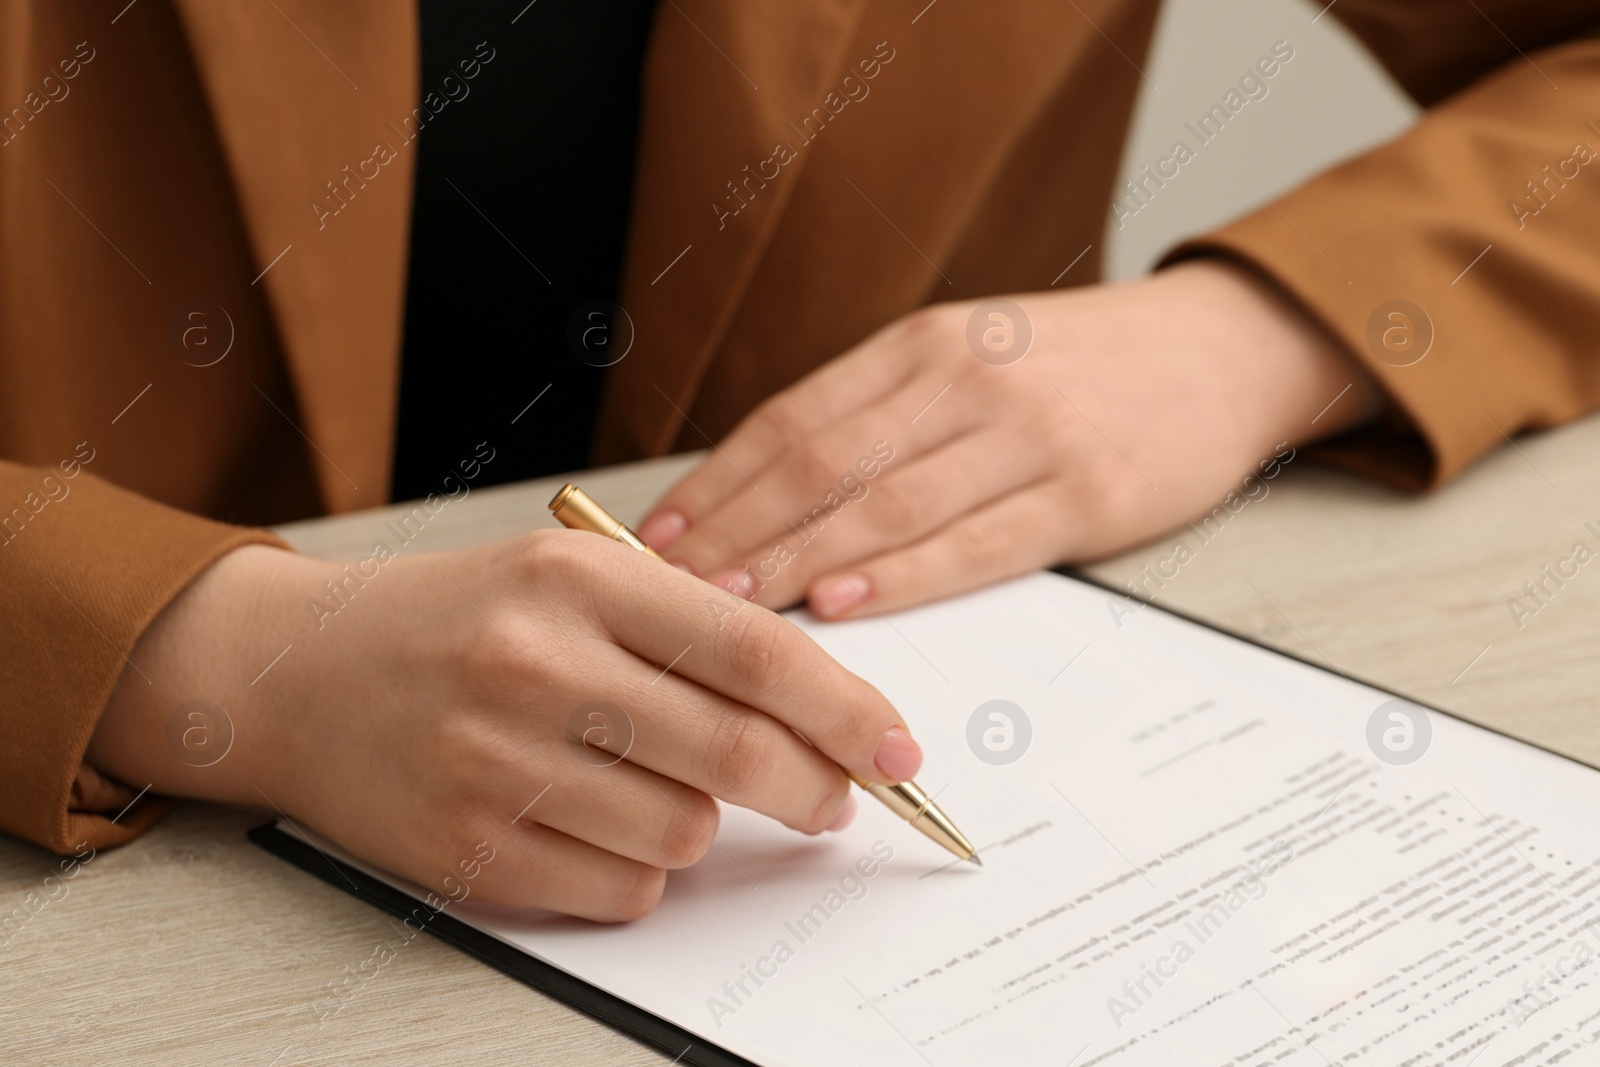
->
6;418;1600;1065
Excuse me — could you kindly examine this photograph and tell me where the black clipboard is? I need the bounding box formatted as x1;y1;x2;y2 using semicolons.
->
248;566;1582;1066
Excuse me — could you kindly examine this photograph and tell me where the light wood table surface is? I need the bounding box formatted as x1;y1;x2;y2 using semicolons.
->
6;417;1600;1066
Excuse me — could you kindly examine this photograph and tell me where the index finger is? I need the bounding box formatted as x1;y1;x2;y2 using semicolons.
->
593;538;924;787
638;319;920;549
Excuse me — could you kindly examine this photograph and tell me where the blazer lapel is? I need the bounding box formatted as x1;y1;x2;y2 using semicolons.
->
596;0;870;462
170;0;417;511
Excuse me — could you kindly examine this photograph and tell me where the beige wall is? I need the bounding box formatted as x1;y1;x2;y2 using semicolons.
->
1105;0;1418;279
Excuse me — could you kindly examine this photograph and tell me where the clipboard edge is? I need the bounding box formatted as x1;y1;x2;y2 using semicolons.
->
246;822;757;1067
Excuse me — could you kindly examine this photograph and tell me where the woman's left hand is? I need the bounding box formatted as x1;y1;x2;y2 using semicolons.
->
636;260;1382;620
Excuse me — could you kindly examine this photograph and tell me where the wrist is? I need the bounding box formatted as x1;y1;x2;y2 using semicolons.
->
1158;257;1386;441
88;543;324;811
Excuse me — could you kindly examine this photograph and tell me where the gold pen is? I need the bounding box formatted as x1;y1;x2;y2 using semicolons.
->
549;482;982;867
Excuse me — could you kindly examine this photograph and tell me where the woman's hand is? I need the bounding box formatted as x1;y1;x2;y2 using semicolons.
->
87;531;922;921
638;260;1384;617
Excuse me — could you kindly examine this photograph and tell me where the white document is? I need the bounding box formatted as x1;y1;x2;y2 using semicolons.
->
282;572;1600;1065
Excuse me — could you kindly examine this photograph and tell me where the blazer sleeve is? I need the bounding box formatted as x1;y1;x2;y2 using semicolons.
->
0;458;285;854
1163;2;1600;489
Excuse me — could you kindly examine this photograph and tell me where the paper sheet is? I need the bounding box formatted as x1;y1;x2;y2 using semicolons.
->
283;572;1600;1065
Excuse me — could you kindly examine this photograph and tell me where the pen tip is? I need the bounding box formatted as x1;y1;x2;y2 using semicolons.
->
967;854;983;867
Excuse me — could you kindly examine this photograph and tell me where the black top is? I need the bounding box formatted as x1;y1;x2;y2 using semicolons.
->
390;0;658;502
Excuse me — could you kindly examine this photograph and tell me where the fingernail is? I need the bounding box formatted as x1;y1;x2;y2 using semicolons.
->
874;727;923;782
826;794;858;832
638;509;688;552
811;574;869;618
712;569;756;600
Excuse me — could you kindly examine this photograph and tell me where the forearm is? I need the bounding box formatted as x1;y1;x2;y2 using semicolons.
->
1165;35;1600;489
0;462;287;852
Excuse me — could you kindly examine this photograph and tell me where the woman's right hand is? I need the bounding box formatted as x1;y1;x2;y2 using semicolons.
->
87;529;923;921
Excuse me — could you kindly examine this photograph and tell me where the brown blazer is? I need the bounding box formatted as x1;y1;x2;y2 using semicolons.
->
5;0;1599;854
